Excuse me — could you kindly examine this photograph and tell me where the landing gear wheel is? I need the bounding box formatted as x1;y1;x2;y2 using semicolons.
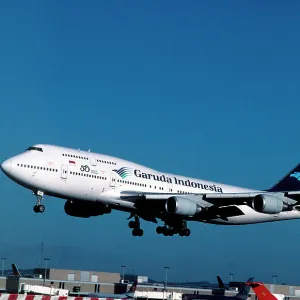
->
33;205;39;213
38;205;45;213
179;228;190;236
156;226;163;234
184;228;191;236
129;221;137;229
163;227;171;236
33;205;45;213
132;228;143;236
179;230;185;237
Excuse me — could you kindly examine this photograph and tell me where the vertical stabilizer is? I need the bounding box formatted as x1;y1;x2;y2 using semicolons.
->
127;281;137;294
11;264;21;277
247;282;277;300
217;276;225;289
235;277;254;300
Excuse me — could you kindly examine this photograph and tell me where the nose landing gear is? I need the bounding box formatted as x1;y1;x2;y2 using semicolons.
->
33;191;45;214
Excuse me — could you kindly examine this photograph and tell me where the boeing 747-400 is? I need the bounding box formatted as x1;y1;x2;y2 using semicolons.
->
2;144;300;236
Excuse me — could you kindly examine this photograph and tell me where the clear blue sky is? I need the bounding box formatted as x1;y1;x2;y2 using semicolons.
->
1;0;300;285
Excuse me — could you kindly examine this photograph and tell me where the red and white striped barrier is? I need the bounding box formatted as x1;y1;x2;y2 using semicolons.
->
0;295;123;300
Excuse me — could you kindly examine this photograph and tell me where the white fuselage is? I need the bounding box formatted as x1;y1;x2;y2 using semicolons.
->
2;144;300;225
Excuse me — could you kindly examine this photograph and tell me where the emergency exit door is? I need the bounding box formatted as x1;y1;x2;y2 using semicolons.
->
110;173;116;187
61;165;68;179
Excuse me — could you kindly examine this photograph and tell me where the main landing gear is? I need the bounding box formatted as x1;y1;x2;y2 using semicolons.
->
156;220;191;237
128;215;144;237
33;191;45;213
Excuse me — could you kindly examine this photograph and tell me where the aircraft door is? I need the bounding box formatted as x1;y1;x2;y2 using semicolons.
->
89;154;97;166
168;182;173;193
110;173;116;187
61;165;68;179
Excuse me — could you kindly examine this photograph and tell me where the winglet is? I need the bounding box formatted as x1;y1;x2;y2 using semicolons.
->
246;282;277;300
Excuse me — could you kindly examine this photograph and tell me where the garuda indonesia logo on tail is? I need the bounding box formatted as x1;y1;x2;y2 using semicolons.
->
290;172;300;181
113;167;132;178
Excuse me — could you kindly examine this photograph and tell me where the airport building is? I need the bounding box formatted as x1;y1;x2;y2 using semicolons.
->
2;268;120;294
0;267;300;300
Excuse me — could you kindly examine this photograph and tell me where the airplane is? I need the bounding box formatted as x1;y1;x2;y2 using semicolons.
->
87;280;137;299
246;282;284;300
217;276;226;289
182;277;254;300
8;264;34;278
213;276;226;295
2;144;300;237
11;264;21;276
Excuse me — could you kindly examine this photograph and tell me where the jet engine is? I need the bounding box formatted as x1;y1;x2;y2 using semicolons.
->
251;194;283;214
64;200;111;218
165;197;201;216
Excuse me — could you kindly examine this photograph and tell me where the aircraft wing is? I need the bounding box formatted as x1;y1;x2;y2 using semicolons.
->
120;190;297;207
119;190;298;222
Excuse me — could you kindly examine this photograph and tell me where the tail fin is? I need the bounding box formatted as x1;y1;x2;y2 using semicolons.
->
127;281;137;294
246;282;277;300
235;277;254;300
11;264;21;277
268;163;300;192
217;276;225;289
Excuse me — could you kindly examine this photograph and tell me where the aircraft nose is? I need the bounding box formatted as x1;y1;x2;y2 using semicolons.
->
1;159;12;174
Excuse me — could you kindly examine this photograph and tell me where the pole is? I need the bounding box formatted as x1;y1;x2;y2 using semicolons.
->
229;273;234;291
44;258;49;286
164;266;169;299
40;241;44;267
272;275;277;285
121;265;126;283
1;258;6;277
165;267;169;288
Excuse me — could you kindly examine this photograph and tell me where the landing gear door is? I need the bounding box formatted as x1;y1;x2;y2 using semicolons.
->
61;165;68;179
110;173;116;188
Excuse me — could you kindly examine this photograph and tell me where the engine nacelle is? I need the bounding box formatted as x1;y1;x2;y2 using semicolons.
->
165;197;201;216
251;194;283;214
64;200;111;218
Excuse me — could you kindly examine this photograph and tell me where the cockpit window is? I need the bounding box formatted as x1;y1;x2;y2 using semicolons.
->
27;146;43;152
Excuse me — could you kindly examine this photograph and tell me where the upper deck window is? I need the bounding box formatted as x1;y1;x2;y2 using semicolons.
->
27;146;43;152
